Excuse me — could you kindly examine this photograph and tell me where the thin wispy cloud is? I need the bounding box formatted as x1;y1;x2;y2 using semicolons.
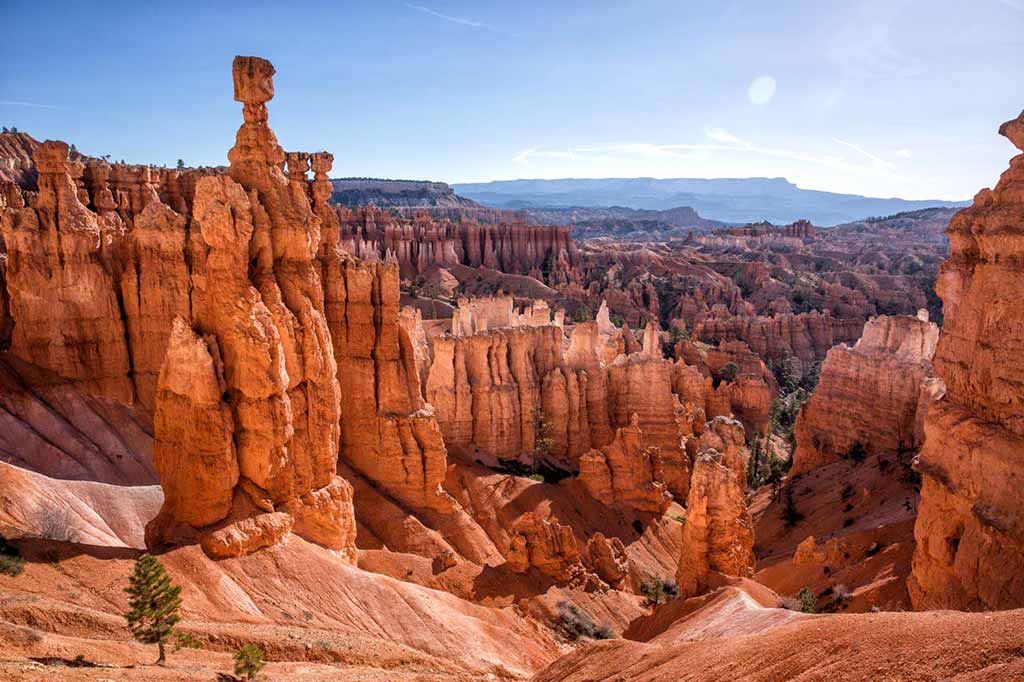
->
0;100;60;109
405;3;486;28
513;128;910;185
832;137;894;170
404;3;517;37
705;127;745;146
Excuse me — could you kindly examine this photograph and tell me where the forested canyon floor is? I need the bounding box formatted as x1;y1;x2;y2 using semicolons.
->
0;60;1022;681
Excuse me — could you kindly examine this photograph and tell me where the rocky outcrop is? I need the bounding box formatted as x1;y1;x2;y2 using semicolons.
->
909;112;1024;610
676;425;755;597
606;344;691;499
578;415;672;513
506;512;586;582
584;532;629;588
335;205;581;285
326;256;452;512
450;295;563;337
1;140;135;404
426;305;699;499
149;319;237;531
426;324;585;468
791;312;943;476
693;311;864;377
0;57;473;557
0;132;39;188
675;339;778;436
0;58;367;559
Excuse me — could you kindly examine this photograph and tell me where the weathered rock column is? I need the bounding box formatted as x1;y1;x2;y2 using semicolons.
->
909;111;1024;610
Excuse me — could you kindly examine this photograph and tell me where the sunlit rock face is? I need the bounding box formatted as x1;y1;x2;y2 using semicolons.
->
909;110;1024;610
677;417;755;598
0;56;358;559
791;312;942;477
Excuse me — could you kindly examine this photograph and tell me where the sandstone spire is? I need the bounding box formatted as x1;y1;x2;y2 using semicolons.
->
145;56;353;559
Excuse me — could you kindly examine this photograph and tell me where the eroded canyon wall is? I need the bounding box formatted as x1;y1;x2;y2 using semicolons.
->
693;310;864;377
421;297;776;511
791;312;942;476
909;112;1024;610
336;205;581;285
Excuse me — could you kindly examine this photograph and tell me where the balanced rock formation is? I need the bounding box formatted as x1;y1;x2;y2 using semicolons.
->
0;57;475;557
791;312;943;476
146;56;353;558
910;111;1024;610
677;417;755;597
0;57;367;559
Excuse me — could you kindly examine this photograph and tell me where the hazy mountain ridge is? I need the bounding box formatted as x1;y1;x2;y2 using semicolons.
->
454;177;969;225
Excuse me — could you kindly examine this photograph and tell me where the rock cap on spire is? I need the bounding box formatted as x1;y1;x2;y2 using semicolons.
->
232;56;276;105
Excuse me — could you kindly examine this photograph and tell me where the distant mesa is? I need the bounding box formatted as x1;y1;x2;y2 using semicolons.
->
330;177;480;209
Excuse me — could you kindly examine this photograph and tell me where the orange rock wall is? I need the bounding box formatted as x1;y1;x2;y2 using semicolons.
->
336;205;581;285
910;113;1024;610
791;313;942;476
676;417;755;597
694;311;864;377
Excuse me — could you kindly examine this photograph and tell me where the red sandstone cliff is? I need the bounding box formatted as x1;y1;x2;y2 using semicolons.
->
791;312;942;476
909;111;1024;610
0;58;424;559
693;310;864;378
336;205;581;286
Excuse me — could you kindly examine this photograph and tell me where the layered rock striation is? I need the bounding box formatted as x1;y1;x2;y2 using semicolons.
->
693;310;864;378
147;56;353;558
425;305;699;499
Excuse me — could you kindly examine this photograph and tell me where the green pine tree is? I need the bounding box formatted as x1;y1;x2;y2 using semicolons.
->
124;553;191;665
234;643;266;681
747;435;763;488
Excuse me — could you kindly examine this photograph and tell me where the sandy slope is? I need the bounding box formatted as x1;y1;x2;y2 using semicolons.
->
534;584;1024;682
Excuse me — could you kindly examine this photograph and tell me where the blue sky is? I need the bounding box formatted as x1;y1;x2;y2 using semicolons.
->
1;0;1021;199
